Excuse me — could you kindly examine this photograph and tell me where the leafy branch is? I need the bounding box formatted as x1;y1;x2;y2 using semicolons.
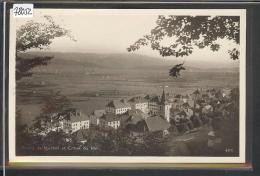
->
127;16;240;77
16;15;76;80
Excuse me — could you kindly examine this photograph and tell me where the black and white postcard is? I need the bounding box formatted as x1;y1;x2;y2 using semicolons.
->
8;9;246;164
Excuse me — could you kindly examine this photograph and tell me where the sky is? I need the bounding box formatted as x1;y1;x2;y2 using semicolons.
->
12;9;244;64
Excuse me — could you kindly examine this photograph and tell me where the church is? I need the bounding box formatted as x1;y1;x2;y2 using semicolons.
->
145;89;172;122
158;89;171;122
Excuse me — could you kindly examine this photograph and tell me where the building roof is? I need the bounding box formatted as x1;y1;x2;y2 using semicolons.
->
222;88;231;96
93;109;106;118
182;102;190;107
171;108;181;115
128;96;147;104
127;109;144;116
144;94;156;100
183;95;189;99
184;108;193;118
204;104;213;110
101;113;120;122
106;99;131;109
150;96;160;103
70;112;90;123
178;111;187;117
144;94;160;103
144;116;170;132
192;89;200;95
128;110;145;124
120;109;146;125
59;108;79;119
174;94;182;98
60;108;89;122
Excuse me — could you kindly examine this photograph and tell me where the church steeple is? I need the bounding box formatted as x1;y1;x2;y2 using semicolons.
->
159;88;170;122
161;89;166;104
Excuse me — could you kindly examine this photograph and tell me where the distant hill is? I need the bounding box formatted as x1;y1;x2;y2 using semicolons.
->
19;52;239;73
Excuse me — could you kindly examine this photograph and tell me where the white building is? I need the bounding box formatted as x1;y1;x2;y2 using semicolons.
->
61;109;90;133
128;96;149;114
100;113;121;129
145;95;160;115
106;99;131;115
107;120;120;129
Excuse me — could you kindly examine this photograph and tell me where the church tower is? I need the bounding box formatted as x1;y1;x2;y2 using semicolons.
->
159;89;171;122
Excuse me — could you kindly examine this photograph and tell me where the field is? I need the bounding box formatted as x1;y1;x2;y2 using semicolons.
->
16;52;239;125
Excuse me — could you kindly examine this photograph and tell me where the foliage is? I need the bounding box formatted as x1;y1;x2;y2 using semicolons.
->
16;15;76;80
43;131;68;147
169;62;186;77
16;15;75;52
40;90;71;115
142;132;169;156
16;56;52;80
127;16;240;77
33;91;71;132
209;88;239;155
74;129;170;156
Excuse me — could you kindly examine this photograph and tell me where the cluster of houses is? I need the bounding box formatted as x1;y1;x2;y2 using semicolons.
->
37;87;233;140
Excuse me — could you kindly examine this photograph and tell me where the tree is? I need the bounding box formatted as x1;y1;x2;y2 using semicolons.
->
16;15;76;80
169;62;185;77
127;16;240;77
230;88;239;118
142;132;169;156
40;90;71;115
33;91;71;131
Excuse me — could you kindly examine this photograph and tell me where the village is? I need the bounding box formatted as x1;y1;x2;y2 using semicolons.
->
29;86;236;151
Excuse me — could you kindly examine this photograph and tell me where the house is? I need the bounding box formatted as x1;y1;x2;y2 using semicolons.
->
196;99;207;107
194;103;201;109
205;88;216;98
133;116;171;136
183;108;193;120
121;109;147;129
146;95;160;115
222;88;232;98
182;102;190;109
105;99;131;115
173;111;187;123
89;109;105;126
174;94;182;100
37;113;63;134
191;89;201;100
202;105;214;115
100;113;121;129
172;94;193;110
61;108;90;133
171;98;184;109
182;95;190;103
128;96;149;114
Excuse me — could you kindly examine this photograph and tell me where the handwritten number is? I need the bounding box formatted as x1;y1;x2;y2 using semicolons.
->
13;7;32;16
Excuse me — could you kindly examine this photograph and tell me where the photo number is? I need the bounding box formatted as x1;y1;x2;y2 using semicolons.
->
13;4;33;18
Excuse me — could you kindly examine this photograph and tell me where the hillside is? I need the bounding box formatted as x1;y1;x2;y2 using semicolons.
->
19;52;239;73
17;52;239;125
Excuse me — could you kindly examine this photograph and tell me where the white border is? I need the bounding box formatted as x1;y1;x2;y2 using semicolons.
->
8;9;246;164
